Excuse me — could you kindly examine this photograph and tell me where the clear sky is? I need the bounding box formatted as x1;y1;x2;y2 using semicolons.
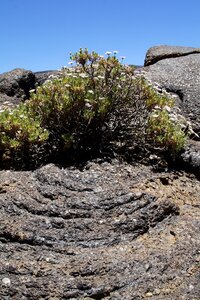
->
1;0;200;73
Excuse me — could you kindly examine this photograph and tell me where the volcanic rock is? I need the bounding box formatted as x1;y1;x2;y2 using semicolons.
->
34;70;59;86
0;68;36;106
142;45;200;136
0;160;199;299
144;45;200;66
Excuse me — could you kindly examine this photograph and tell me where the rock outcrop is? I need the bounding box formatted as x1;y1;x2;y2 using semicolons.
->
0;68;36;106
0;69;59;109
144;45;200;66
142;45;200;136
138;45;200;174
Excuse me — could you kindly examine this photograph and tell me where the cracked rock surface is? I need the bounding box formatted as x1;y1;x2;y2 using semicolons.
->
0;160;199;299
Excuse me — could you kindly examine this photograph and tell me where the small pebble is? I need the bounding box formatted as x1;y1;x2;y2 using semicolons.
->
145;263;152;271
146;292;153;297
2;277;11;286
135;192;142;197
45;257;50;262
189;284;194;291
154;288;161;295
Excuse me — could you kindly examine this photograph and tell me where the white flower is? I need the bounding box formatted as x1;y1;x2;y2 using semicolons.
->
68;61;73;65
163;105;171;112
105;51;112;55
85;102;92;108
79;73;88;78
43;80;51;85
154;105;161;110
48;74;57;79
169;115;177;122
97;75;104;79
151;113;159;118
113;50;118;55
87;90;94;94
120;56;126;60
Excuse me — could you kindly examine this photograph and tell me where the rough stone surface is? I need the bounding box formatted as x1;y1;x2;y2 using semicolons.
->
180;140;200;173
0;68;36;106
141;46;200;137
34;70;59;86
0;161;199;299
144;45;200;66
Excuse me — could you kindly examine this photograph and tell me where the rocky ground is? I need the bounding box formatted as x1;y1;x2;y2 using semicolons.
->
0;160;199;299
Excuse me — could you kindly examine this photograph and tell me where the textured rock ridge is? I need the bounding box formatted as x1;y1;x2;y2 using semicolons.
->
0;161;199;299
144;45;200;66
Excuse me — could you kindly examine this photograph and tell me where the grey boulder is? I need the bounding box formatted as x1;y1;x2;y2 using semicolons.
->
144;45;200;66
0;68;36;106
142;45;200;136
139;45;200;174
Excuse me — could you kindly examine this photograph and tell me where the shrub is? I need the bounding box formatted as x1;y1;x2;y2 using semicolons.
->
148;106;187;152
0;48;188;168
27;49;151;158
0;104;49;168
142;83;187;153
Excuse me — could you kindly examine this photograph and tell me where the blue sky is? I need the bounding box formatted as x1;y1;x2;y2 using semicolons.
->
1;0;200;73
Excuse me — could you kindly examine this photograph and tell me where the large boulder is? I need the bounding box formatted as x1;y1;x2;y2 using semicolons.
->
142;45;200;137
144;45;200;66
140;45;200;173
0;68;36;107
